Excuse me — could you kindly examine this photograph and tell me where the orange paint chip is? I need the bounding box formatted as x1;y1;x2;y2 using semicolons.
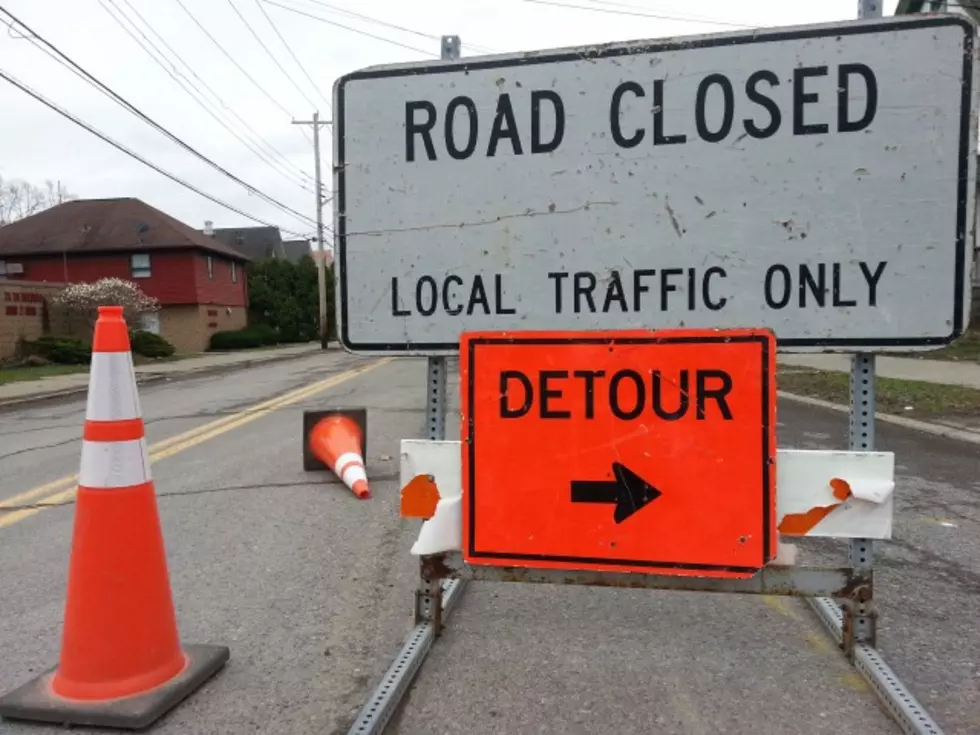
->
830;477;852;501
400;474;440;519
779;477;854;535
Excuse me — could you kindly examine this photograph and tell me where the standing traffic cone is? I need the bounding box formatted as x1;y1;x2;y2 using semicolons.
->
0;306;228;730
302;409;371;499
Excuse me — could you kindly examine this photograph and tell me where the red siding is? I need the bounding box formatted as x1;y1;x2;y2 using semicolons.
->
193;253;247;307
23;254;130;287
12;250;246;307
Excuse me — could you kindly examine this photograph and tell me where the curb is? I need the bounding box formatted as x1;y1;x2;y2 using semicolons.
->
0;375;168;411
0;349;323;410
778;390;980;446
142;351;316;384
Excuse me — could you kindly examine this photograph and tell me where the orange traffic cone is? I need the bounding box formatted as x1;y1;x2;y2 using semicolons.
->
302;409;370;499
0;306;228;730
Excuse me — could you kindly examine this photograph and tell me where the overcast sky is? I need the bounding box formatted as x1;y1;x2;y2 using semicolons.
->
0;0;906;244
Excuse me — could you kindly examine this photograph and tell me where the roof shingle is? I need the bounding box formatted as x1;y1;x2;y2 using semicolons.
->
0;198;249;261
208;226;283;261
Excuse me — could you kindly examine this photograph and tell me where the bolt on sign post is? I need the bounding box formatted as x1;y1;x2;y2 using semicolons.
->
460;329;776;579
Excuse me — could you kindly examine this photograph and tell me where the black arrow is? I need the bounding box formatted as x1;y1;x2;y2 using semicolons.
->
570;462;662;524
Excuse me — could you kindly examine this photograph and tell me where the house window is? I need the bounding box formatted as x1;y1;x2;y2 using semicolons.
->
207;255;214;280
131;253;151;278
231;262;237;283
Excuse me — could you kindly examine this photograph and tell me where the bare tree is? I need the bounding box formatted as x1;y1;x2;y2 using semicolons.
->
0;176;77;225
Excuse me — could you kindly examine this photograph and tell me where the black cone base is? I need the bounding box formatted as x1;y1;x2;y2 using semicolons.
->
0;643;229;730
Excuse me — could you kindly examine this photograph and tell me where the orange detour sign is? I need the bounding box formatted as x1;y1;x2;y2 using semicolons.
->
460;328;776;579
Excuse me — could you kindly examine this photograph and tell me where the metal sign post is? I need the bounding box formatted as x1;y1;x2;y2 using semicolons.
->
345;35;464;735
848;0;882;658
795;6;944;735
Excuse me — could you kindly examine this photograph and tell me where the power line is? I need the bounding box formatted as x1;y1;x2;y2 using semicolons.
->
521;0;754;28
105;1;314;191
296;0;502;54
253;0;331;109
0;5;317;228
225;0;319;110
260;0;437;57
585;0;754;26
102;0;316;192
174;0;314;140
117;0;312;180
0;67;312;236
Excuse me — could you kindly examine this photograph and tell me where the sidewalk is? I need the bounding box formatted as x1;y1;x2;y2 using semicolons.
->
0;343;322;408
778;353;980;389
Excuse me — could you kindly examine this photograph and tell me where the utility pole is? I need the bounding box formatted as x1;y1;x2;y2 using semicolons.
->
292;111;331;349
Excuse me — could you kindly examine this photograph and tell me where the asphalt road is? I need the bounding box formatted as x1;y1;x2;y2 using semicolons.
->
0;352;976;734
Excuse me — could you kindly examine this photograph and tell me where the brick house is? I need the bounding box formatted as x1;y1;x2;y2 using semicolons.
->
0;198;250;352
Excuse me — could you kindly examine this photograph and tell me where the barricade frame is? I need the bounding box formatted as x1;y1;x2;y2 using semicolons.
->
346;19;948;735
346;348;945;735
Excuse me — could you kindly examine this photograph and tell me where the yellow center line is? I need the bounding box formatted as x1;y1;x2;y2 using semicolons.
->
1;379;318;509
0;358;391;529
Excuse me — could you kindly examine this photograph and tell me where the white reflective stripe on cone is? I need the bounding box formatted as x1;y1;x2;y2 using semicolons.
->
334;452;363;476
79;439;152;488
341;463;367;488
85;352;142;422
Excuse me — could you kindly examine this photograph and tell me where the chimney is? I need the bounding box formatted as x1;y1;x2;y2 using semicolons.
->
203;219;214;236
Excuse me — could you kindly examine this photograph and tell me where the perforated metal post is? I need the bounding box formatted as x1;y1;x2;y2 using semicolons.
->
441;34;461;60
415;355;448;628
857;0;881;17
844;354;877;654
413;33;461;634
347;38;465;734
848;0;881;661
425;357;447;443
807;353;944;733
418;356;448;626
804;5;944;732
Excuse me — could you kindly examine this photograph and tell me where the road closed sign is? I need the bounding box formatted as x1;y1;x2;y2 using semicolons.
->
460;329;777;578
335;15;977;355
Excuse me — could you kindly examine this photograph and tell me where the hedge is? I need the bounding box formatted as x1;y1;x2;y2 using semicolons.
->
130;330;176;358
22;336;92;365
209;324;279;350
21;330;176;364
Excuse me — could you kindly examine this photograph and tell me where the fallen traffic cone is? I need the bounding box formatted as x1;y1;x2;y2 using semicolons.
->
0;306;229;730
302;408;370;499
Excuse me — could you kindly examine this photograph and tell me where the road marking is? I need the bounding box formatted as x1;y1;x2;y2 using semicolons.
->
1;380;320;509
0;369;351;510
0;358;391;529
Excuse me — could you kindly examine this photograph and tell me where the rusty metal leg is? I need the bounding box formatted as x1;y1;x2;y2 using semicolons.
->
806;350;942;734
346;575;464;735
414;573;444;635
347;248;467;733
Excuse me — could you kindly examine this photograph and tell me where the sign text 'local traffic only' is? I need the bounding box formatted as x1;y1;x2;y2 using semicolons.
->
460;328;777;578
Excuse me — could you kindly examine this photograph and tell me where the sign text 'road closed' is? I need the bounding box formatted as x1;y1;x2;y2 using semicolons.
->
460;328;777;578
336;16;976;354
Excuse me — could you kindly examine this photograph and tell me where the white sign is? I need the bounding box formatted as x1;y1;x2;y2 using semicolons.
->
334;16;977;355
